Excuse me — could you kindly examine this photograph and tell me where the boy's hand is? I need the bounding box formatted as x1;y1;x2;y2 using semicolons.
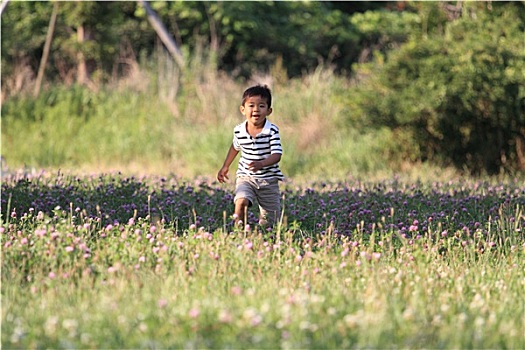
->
217;167;229;183
247;161;264;172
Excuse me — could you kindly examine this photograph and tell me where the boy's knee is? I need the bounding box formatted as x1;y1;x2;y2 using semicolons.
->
235;198;250;209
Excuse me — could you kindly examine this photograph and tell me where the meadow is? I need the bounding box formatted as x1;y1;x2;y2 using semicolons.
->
2;58;525;348
2;170;524;348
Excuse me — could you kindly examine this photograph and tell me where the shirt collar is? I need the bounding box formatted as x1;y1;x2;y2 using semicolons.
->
243;119;272;136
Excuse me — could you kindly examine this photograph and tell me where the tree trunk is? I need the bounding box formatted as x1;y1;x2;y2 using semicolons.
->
139;0;184;69
0;0;10;16
516;130;525;171
77;25;88;85
75;24;96;89
34;2;58;97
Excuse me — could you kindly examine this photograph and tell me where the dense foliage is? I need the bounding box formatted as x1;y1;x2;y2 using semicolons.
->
1;0;388;86
349;2;525;174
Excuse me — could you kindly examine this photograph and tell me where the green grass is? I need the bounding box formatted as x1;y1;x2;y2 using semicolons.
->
2;62;440;180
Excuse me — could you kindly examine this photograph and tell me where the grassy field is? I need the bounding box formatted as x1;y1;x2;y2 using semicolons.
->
2;170;524;348
2;58;524;348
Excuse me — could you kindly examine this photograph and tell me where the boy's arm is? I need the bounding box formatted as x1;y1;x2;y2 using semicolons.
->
247;153;281;172
217;144;239;183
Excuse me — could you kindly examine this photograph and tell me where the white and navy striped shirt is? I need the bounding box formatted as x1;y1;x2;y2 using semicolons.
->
233;119;284;180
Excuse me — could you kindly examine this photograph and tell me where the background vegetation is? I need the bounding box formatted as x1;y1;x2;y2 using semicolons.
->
1;1;524;178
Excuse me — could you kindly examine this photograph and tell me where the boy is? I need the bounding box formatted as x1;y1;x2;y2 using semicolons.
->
217;84;284;228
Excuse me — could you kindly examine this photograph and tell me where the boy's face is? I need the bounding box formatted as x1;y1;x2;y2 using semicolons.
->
240;95;272;128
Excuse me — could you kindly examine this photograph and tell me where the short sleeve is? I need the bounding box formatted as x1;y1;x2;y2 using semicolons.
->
269;126;283;154
232;130;241;151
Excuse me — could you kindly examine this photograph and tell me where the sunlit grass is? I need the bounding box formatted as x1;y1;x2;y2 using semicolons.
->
2;57;439;180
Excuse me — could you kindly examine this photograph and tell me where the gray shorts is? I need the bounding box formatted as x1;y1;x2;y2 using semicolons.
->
234;177;281;225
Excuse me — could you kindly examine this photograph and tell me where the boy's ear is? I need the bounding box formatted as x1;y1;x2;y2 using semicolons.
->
239;105;245;114
268;107;273;115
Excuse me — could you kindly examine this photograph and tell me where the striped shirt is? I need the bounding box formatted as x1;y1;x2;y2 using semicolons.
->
233;119;284;180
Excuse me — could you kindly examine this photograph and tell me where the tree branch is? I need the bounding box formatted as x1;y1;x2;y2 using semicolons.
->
139;0;184;69
0;0;10;16
34;2;59;97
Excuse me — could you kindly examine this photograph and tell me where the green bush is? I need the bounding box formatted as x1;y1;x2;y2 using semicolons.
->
348;3;525;175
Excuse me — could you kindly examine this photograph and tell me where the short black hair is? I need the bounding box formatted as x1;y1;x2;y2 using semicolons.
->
241;84;272;107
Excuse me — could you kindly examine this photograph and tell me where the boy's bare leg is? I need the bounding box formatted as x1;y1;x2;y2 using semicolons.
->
234;198;249;226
